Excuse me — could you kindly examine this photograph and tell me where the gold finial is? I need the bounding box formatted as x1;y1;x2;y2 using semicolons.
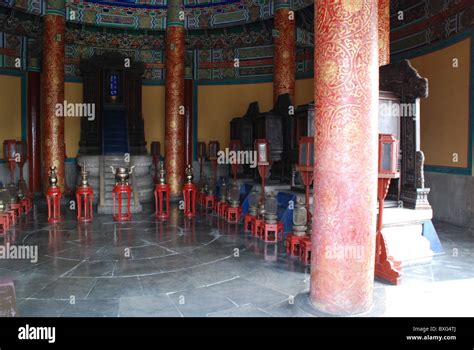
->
159;161;166;184
185;164;193;184
49;166;58;188
79;162;89;187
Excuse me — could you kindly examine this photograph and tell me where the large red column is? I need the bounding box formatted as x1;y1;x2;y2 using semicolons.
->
311;0;379;315
378;0;390;66
165;0;185;199
41;0;66;192
273;0;295;103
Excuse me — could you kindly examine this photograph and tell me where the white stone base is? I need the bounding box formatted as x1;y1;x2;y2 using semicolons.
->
381;207;434;268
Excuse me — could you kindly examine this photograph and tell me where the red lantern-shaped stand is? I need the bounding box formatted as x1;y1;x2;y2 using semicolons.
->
208;141;220;183
229;140;241;181
46;187;62;223
76;186;94;222
2;209;16;227
3;140;17;183
154;161;170;220
20;197;32;213
183;165;197;218
183;183;197;218
255;139;270;197
295;137;314;221
151;142;161;184
76;163;94;222
155;183;170;220
375;134;401;284
113;185;132;221
0;209;11;240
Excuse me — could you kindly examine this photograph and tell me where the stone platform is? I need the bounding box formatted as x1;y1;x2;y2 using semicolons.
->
77;155;153;214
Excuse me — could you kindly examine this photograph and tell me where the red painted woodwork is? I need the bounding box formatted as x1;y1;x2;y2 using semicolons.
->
165;25;185;198
378;134;399;175
46;187;62;223
0;214;9;238
311;0;379;315
216;201;227;217
112;185;132;221
154;183;171;220
244;214;255;232
262;222;284;242
196;191;203;206
378;0;390;66
286;234;304;256
375;134;401;284
253;218;264;237
10;203;22;216
375;177;401;285
3;211;16;226
300;239;312;265
42;13;66;192
226;206;241;223
76;186;94;222
183;183;197;218
20;198;32;213
273;5;296;103
204;195;216;210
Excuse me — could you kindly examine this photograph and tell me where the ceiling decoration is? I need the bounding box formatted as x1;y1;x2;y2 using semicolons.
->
0;2;313;50
0;0;313;30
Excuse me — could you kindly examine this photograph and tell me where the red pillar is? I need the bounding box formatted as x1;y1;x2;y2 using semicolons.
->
311;0;379;315
273;0;295;103
27;71;41;194
41;1;66;192
378;0;390;66
165;0;185;199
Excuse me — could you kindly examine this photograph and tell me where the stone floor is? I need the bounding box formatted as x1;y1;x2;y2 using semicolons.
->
1;202;473;317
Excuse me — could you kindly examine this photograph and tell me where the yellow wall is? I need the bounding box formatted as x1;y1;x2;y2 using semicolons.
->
197;80;314;148
410;38;471;169
197;82;274;148
142;85;165;153
295;78;314;106
64;82;83;157
0;76;315;160
0;75;22;157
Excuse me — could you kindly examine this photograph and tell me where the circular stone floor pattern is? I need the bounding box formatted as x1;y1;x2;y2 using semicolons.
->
2;203;312;317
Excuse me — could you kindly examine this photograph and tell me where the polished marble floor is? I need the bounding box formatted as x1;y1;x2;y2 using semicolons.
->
1;202;473;317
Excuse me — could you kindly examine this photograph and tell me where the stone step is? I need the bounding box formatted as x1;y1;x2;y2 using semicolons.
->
381;224;434;268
